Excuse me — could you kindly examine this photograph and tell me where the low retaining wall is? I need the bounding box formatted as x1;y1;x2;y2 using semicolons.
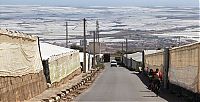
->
0;71;47;101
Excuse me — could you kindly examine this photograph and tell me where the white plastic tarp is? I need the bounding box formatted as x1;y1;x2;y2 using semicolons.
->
0;29;43;76
40;42;81;83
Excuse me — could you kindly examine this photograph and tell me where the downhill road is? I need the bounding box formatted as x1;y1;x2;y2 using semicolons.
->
75;63;185;102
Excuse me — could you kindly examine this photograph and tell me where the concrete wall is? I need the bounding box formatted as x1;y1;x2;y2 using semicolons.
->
123;56;142;71
0;71;47;101
47;51;81;84
132;60;142;71
169;43;200;93
51;68;81;88
145;51;164;72
144;42;200;93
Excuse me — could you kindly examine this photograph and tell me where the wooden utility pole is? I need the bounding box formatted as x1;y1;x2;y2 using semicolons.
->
178;36;181;47
88;50;91;70
66;21;68;48
96;20;100;63
93;31;96;68
122;42;124;53
122;42;124;65
96;20;99;42
83;18;87;73
126;38;128;66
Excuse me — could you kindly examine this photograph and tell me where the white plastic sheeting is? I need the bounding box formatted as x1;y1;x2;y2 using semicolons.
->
0;29;43;76
40;42;75;60
40;42;81;83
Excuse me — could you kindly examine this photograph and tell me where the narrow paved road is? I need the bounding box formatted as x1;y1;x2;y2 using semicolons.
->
75;63;185;101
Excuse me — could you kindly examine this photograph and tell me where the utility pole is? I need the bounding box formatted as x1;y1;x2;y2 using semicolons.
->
122;42;124;53
83;18;86;73
96;20;99;42
88;50;91;70
126;38;128;66
96;20;100;63
93;31;96;68
66;21;68;48
122;42;124;65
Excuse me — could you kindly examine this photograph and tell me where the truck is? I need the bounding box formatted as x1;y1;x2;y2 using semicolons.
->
103;53;110;62
115;56;121;65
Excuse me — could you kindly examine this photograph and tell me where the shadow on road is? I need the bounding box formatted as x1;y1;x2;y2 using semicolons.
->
130;71;186;102
139;90;151;92
143;95;158;97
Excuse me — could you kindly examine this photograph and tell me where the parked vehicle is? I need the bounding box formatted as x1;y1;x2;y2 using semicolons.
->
110;60;117;67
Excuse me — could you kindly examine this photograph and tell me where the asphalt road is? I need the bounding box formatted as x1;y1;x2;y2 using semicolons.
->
75;63;185;102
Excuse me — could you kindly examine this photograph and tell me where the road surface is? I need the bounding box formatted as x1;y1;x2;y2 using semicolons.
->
75;63;185;101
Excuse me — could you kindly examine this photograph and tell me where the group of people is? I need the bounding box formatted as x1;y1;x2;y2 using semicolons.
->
144;67;163;93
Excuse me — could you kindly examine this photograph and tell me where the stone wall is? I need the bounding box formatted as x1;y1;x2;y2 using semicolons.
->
0;71;47;101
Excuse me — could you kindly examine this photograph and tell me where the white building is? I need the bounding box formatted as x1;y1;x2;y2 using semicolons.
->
79;52;94;72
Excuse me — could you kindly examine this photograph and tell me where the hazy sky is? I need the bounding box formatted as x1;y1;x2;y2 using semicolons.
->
0;0;199;7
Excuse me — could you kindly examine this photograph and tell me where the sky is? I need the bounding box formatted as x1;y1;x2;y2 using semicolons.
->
0;0;199;7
